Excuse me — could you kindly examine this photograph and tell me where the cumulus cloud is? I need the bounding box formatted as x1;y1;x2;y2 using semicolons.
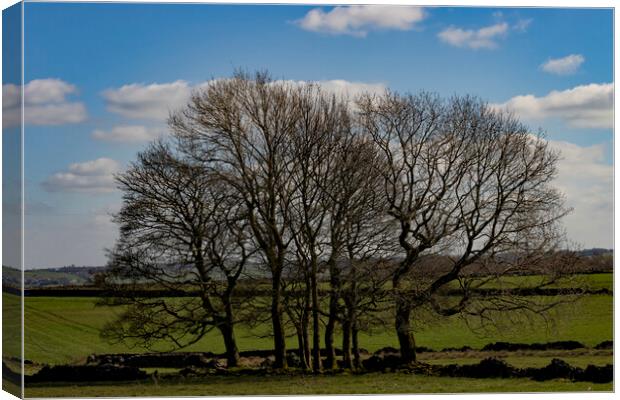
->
102;80;192;120
541;54;585;75
92;125;166;143
103;79;386;120
295;5;425;37
282;79;387;101
317;80;386;98
438;22;508;49
42;158;121;193
492;83;613;129
548;139;612;248
3;79;87;128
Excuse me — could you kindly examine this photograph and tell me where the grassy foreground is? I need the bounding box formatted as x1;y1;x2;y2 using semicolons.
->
23;373;613;397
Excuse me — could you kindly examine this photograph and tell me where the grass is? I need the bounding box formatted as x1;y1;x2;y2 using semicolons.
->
360;294;613;352
2;379;21;398
570;273;613;291
23;372;613;397
3;282;613;363
5;289;611;365
2;290;21;362
3;272;613;396
448;273;613;291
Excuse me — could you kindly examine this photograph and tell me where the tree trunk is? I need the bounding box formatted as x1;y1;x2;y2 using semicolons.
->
220;287;240;368
296;326;309;370
302;309;311;366
395;298;416;364
271;272;287;369
342;319;352;369
218;322;240;368
325;318;336;369
324;260;340;369
352;324;361;370
302;276;312;366
324;313;336;369
310;262;321;372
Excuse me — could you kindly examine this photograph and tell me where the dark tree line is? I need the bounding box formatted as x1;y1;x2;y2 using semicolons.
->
98;71;574;371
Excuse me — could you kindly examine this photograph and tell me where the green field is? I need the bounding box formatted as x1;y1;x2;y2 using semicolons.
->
7;288;613;365
2;272;613;395
466;272;614;291
2;291;21;364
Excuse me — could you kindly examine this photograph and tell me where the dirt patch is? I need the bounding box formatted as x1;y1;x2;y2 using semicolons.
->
238;356;265;368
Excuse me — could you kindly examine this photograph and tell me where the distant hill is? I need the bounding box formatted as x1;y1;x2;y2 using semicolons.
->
578;248;613;257
3;265;106;288
2;248;612;289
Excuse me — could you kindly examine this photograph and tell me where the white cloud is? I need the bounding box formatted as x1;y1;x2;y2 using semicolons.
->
3;79;87;128
103;79;387;120
548;139;612;248
282;79;387;101
513;18;532;32
42;158;121;193
67;158;119;176
295;5;425;37
23;79;76;104
438;22;508;49
102;80;192;120
492;83;613;129
92;125;166;143
541;54;585;75
317;80;386;98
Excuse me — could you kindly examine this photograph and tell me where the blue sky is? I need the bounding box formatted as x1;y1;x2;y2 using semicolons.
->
3;3;613;268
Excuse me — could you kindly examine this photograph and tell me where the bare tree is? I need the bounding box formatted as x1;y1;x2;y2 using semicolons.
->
122;74;574;370
98;142;251;367
321;133;395;369
357;92;571;363
169;71;341;369
284;87;353;371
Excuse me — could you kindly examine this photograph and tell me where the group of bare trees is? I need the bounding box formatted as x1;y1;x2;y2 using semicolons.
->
98;71;573;371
